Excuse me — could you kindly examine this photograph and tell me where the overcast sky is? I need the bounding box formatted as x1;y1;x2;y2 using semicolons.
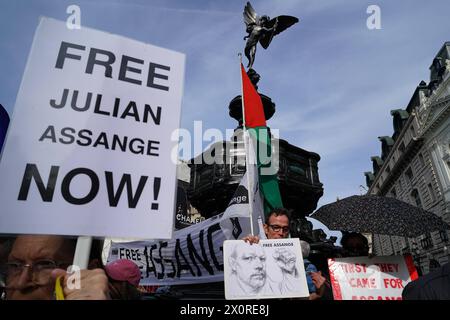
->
1;0;449;226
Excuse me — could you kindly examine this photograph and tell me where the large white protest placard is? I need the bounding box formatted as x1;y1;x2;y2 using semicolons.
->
0;18;184;238
224;238;309;300
328;255;418;300
107;214;225;285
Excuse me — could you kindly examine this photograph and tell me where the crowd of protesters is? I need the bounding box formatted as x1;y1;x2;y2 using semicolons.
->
1;207;448;300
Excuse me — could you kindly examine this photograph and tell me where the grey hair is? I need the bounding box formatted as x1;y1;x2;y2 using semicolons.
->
300;240;310;258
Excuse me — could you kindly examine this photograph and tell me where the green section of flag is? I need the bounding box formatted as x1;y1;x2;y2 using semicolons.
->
247;127;283;217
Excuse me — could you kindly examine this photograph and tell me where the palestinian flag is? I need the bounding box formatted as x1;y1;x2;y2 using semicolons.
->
240;63;283;216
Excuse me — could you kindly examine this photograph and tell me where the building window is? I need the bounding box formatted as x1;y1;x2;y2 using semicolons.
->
418;153;425;167
386;165;391;173
390;187;397;198
427;183;436;203
398;179;403;192
405;168;414;183
399;142;406;154
420;233;433;249
411;189;422;208
410;126;416;137
440;230;449;242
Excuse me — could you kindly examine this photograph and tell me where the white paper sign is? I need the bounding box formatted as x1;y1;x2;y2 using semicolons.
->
0;18;185;239
224;238;310;300
107;214;225;286
328;255;418;300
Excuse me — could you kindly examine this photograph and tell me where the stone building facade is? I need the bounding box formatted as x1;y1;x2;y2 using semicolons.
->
365;42;450;274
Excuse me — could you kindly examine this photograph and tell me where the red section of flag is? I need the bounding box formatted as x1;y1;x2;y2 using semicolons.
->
404;254;419;281
327;258;343;300
241;64;266;128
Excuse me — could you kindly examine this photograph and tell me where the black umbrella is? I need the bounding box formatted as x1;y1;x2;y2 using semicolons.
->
310;195;450;237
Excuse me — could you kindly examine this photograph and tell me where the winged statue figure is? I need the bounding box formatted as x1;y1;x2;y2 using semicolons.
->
243;2;299;69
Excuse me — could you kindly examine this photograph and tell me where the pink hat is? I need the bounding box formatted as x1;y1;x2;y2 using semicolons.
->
105;259;141;287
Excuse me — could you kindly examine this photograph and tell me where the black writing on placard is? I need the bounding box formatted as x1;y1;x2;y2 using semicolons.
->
118;248;141;261
39;125;160;157
55;41;171;91
16;33;181;220
36;40;175;161
49;89;162;125
123;223;224;281
17;163;161;209
186;231;214;276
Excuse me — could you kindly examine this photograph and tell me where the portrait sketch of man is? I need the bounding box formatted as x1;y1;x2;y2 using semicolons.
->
224;238;309;300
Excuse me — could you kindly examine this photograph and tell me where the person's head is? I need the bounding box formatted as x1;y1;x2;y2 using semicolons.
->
2;235;103;300
105;259;141;300
263;208;291;239
341;232;369;257
229;242;266;293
